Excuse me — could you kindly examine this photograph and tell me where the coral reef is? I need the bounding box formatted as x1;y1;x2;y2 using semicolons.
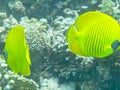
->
99;0;120;20
39;77;75;90
0;0;101;20
0;58;39;90
0;0;120;90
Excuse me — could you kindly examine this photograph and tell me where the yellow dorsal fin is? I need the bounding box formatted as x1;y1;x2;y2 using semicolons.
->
75;11;117;32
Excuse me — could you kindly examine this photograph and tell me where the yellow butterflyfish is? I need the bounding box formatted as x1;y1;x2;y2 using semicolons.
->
3;26;31;76
66;11;120;58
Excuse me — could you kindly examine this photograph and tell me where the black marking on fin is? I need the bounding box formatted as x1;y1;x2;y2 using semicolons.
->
111;40;120;52
2;50;8;60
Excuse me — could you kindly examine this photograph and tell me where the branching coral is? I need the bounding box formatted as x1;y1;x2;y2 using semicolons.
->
99;0;120;20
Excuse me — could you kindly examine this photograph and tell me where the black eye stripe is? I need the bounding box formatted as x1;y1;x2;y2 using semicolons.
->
111;40;120;52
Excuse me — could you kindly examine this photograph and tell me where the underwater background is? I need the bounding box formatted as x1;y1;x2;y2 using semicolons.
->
0;0;120;90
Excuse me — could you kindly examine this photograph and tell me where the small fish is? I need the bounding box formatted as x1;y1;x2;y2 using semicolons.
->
3;26;31;76
66;11;120;58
